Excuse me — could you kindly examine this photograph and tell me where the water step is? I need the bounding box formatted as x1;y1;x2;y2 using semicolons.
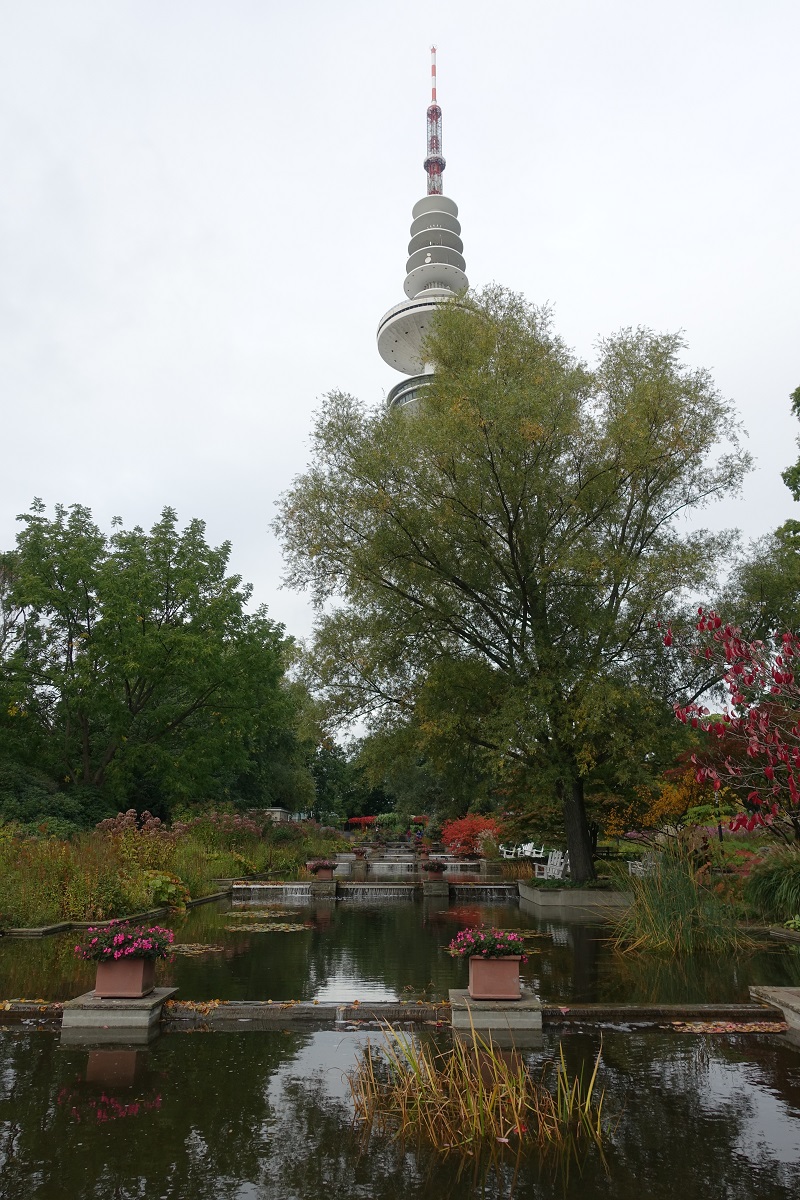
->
338;884;419;900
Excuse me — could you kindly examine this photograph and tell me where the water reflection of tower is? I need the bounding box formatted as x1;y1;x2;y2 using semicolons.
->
377;48;469;410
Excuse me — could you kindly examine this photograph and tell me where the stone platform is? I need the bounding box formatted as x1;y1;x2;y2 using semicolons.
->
449;988;543;1033
749;986;800;1032
61;987;177;1044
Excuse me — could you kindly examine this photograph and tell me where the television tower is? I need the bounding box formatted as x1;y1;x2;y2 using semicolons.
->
377;48;468;409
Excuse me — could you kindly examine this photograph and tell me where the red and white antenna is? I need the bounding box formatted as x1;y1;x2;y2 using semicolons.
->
424;44;445;195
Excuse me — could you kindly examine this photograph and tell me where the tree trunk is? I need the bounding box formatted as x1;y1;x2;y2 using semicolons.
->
559;774;595;883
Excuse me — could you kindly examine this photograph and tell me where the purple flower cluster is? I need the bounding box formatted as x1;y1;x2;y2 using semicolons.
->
74;920;174;962
448;926;528;962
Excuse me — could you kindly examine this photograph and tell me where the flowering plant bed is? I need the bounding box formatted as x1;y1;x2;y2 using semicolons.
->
74;921;174;962
421;860;446;873
448;927;528;961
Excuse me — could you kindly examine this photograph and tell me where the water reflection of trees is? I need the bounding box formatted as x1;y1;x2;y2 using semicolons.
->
0;1029;799;1200
5;899;800;1006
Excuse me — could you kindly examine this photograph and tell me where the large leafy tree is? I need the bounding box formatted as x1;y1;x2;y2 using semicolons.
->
0;501;308;823
276;288;749;879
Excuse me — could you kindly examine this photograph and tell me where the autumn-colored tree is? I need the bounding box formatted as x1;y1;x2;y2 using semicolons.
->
672;609;800;841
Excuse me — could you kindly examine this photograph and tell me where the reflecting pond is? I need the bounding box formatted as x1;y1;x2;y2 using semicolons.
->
1;1026;799;1199
2;897;800;1004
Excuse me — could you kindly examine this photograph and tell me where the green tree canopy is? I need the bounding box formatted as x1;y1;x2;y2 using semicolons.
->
718;521;800;641
780;384;800;501
0;501;310;826
276;288;750;879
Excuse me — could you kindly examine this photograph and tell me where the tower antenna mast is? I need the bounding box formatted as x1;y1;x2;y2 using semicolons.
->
424;45;445;195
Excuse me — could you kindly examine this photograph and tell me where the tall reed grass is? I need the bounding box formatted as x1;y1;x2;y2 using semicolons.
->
612;848;747;955
500;861;535;880
348;1022;605;1164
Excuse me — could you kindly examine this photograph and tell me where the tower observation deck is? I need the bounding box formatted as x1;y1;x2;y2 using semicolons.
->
377;48;468;410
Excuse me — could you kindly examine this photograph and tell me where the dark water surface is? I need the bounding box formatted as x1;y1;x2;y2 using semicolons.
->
2;897;800;1004
1;1026;799;1199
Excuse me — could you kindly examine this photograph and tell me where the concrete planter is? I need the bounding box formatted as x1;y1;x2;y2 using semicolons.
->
518;880;632;918
468;956;522;1001
94;957;156;999
422;879;449;897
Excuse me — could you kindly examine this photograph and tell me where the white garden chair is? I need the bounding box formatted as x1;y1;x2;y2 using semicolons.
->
534;849;569;880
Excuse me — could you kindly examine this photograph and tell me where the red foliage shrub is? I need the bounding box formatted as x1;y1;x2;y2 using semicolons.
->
441;815;501;857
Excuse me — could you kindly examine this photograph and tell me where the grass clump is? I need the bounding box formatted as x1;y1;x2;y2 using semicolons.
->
744;849;800;923
611;847;747;955
348;1023;605;1163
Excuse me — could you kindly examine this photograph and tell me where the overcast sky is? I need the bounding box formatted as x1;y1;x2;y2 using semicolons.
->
1;0;798;641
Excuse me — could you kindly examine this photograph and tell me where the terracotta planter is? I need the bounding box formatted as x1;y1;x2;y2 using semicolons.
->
468;955;522;1001
94;957;156;999
314;868;334;881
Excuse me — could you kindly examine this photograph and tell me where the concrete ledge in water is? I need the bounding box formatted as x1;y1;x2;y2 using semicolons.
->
162;999;448;1028
449;988;543;1032
541;1002;782;1026
518;880;632;918
3;922;75;939
61;987;178;1042
749;987;800;1032
164;999;341;1026
2;996;789;1032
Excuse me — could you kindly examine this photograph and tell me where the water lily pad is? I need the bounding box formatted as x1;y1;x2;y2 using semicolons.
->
226;908;292;919
171;943;226;956
223;923;311;933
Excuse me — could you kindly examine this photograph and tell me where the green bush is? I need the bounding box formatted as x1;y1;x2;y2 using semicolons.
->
745;849;800;922
266;823;304;844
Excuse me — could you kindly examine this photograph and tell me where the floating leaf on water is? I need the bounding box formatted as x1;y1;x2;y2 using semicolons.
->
227;908;293;919
171;944;226;956
670;1020;788;1034
222;923;311;933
